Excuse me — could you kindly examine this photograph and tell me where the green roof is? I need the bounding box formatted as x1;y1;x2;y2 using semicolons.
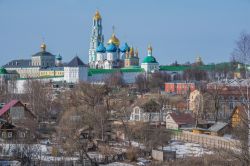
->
193;65;215;71
120;67;144;73
88;67;144;76
0;67;8;74
88;69;118;75
159;65;216;72
142;56;158;63
159;65;190;71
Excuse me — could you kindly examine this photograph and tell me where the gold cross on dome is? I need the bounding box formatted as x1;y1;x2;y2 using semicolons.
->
112;25;115;34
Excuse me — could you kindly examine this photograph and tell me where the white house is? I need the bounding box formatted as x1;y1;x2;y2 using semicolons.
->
130;106;168;123
64;56;88;83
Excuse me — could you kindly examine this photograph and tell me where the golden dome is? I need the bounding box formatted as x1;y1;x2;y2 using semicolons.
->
93;10;101;20
40;42;46;51
129;47;134;57
107;33;120;46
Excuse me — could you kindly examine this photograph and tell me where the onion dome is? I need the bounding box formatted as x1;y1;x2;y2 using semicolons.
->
96;43;106;53
0;67;7;74
32;43;54;57
129;47;134;57
56;54;62;60
143;56;157;63
93;10;101;20
196;56;203;64
120;43;130;53
40;42;46;52
107;33;120;46
135;48;139;57
106;43;117;52
143;45;157;63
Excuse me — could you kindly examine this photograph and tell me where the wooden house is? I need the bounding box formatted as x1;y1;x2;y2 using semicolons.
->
0;100;37;141
230;105;246;128
165;112;195;130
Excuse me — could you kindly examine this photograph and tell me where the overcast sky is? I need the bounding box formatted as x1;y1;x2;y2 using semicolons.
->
0;0;250;66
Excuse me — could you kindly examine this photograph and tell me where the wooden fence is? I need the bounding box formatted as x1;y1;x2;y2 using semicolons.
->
173;131;240;150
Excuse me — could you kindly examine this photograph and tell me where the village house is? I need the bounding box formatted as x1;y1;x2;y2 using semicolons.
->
130;106;168;123
207;122;228;136
165;82;196;95
206;79;250;118
165;112;195;130
0;100;37;141
230;105;246;128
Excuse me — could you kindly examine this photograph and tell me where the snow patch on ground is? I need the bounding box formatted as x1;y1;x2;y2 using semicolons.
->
100;162;134;166
164;141;213;158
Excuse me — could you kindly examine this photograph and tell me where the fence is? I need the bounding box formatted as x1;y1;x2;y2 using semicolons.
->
173;131;240;150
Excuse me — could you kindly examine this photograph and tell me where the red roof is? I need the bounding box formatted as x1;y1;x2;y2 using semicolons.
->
169;112;195;125
0;100;19;116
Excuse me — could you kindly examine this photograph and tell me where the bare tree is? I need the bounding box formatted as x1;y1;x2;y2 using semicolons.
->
105;72;125;89
206;84;223;122
226;32;250;164
232;31;250;64
135;74;148;94
232;31;250;77
183;68;208;81
148;72;171;91
57;82;113;165
23;79;53;121
133;123;171;152
192;92;203;127
97;88;137;146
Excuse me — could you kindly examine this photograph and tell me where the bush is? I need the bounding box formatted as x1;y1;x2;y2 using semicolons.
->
126;148;138;162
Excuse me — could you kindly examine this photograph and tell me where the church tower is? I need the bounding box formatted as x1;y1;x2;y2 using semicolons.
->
124;47;139;68
88;10;104;65
141;45;159;73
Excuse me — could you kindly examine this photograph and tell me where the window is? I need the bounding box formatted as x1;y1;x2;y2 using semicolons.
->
2;132;6;138
8;132;12;138
19;132;25;138
229;102;234;110
135;108;140;114
134;115;139;121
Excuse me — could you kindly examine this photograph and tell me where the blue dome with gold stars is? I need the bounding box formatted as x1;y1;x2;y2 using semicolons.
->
106;43;117;52
120;43;130;53
96;43;106;53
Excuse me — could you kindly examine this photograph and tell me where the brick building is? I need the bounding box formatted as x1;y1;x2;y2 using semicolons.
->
165;82;196;95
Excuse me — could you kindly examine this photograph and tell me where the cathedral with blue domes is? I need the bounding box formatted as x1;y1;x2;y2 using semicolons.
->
1;10;164;93
88;11;140;69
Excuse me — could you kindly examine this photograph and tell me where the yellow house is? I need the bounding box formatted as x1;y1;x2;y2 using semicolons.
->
231;105;246;128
